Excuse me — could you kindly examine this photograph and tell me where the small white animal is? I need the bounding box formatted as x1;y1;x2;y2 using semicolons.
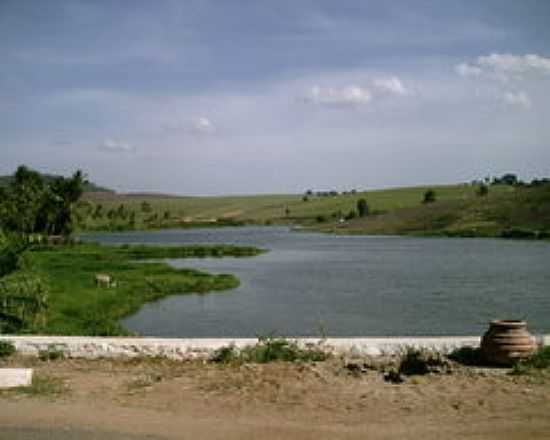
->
95;273;112;287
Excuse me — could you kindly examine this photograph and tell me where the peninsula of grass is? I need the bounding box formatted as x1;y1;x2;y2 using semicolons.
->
18;242;264;336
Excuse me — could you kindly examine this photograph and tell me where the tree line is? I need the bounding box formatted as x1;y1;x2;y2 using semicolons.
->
0;165;85;237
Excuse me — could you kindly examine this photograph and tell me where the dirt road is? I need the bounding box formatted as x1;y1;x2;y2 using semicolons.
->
1;356;549;439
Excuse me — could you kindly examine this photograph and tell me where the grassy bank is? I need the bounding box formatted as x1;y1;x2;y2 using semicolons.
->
78;183;550;238
10;242;263;336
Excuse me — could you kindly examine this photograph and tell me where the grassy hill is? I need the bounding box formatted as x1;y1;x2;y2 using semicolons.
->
77;183;550;238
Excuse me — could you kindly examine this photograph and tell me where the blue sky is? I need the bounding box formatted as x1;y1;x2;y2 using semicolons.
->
1;0;549;194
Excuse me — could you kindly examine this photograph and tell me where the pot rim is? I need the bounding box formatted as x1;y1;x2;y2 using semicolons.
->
489;319;527;327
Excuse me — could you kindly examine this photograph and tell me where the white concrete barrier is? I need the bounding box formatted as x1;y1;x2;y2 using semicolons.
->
0;335;547;360
0;369;33;389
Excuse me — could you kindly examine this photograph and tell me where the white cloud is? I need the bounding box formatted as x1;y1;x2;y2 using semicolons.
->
456;53;550;110
456;53;550;81
99;138;135;153
306;85;372;106
503;91;531;109
191;116;215;134
478;53;550;76
455;63;483;77
373;76;408;95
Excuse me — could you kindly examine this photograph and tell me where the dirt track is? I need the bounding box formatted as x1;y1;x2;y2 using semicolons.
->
1;356;549;440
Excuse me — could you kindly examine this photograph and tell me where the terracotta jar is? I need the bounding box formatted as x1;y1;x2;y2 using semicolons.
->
481;320;537;366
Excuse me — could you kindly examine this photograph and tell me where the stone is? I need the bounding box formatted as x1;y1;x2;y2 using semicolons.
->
0;369;33;389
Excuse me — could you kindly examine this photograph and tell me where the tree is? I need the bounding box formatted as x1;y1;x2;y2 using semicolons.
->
422;189;436;204
0;166;85;236
141;201;152;213
495;173;518;186
356;198;369;217
0;166;44;234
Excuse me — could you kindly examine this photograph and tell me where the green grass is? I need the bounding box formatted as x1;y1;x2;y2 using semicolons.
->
511;346;550;376
211;337;328;364
77;183;550;238
16;242;263;336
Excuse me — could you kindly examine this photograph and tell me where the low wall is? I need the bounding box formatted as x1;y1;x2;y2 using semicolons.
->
1;335;547;359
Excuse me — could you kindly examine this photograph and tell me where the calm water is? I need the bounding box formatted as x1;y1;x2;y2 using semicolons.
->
82;227;550;337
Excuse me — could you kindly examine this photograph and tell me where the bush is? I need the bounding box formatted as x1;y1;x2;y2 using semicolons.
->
211;337;328;364
0;340;16;358
448;346;482;366
422;189;436;204
0;272;49;333
0;237;27;278
398;347;447;376
357;198;369;217
211;345;239;363
316;215;327;223
511;346;550;375
38;346;65;361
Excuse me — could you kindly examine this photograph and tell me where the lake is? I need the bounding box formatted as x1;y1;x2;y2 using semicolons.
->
83;227;550;337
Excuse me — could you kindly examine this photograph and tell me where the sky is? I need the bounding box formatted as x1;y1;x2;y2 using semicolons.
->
1;0;549;195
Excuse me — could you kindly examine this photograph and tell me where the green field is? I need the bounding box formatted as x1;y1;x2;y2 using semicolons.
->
5;242;263;336
78;183;550;238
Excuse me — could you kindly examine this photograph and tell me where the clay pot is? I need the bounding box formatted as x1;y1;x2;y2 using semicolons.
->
481;320;536;366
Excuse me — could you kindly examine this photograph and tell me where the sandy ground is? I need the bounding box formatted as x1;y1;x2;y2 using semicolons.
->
1;356;549;440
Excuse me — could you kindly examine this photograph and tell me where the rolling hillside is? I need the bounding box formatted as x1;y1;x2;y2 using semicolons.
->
77;182;550;238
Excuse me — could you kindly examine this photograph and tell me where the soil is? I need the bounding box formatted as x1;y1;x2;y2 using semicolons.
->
1;355;549;440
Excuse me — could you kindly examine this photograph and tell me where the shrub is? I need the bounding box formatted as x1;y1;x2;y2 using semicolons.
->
211;345;239;363
211;337;328;364
422;189;436;204
38;346;65;361
0;237;27;278
357;198;369;217
398;347;447;376
511;346;550;375
448;346;482;366
0;340;16;358
316;215;327;223
0;272;49;333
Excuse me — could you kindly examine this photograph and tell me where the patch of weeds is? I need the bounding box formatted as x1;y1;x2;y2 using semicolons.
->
0;340;16;358
398;347;449;376
448;346;483;366
510;346;550;376
15;374;66;396
211;337;328;364
38;346;65;362
211;345;239;364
